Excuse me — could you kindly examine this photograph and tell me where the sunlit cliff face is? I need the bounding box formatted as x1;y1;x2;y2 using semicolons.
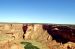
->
23;24;75;43
0;24;75;49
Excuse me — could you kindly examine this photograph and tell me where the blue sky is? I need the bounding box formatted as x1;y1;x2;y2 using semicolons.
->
0;0;75;24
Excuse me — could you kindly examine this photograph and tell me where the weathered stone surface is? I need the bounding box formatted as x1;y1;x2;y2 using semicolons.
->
0;31;2;34
0;24;4;30
11;24;23;30
4;24;12;30
0;24;23;41
0;24;75;49
10;43;24;49
24;24;52;46
0;34;14;49
12;30;24;40
23;24;75;49
24;24;34;40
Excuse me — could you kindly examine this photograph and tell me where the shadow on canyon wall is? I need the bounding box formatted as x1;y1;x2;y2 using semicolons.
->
22;24;75;44
43;24;75;44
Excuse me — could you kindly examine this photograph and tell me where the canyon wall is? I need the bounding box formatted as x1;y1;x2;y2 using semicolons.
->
0;23;75;49
0;24;23;40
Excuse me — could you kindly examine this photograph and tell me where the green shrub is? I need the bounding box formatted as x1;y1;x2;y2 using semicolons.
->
21;42;40;49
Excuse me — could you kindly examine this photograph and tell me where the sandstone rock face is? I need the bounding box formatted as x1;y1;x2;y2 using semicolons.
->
0;24;24;49
4;24;11;30
24;24;52;46
0;23;75;49
0;24;5;30
0;24;23;40
24;24;34;40
11;24;23;30
23;24;75;49
0;34;14;49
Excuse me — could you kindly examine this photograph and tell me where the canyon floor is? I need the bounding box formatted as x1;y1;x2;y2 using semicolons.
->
0;23;75;49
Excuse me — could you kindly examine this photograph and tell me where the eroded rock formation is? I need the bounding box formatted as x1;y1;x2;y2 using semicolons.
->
43;24;75;43
23;24;75;49
0;23;75;49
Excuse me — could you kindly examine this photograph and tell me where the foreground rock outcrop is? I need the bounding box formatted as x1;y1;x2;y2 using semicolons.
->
0;23;75;49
